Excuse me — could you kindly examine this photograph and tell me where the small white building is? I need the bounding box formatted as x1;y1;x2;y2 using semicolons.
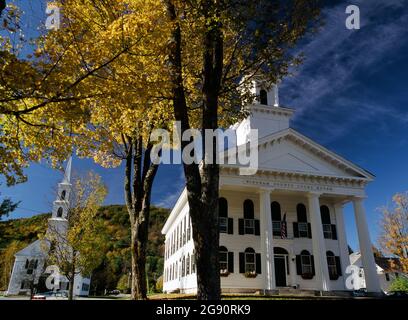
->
161;81;382;295
350;252;408;293
7;158;91;297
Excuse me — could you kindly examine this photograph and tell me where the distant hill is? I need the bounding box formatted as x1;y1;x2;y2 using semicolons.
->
0;205;169;294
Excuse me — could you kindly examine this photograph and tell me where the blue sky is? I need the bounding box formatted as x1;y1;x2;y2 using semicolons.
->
1;0;408;252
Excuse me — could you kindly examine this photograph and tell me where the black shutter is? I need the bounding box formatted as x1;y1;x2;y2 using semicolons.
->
311;255;315;276
331;224;338;240
335;256;342;276
34;260;38;269
228;218;234;234
25;259;29;269
256;253;261;274
293;222;299;238
254;219;260;236
296;255;302;275
238;219;244;235
308;223;312;238
239;252;245;273
228;252;234;273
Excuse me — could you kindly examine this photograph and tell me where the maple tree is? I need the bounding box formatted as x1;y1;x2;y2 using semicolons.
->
46;171;108;300
379;192;408;273
1;0;321;300
33;0;172;300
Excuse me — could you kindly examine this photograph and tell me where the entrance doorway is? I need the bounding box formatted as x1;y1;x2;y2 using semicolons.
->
274;247;289;287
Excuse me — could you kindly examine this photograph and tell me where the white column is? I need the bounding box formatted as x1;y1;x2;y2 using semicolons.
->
307;192;330;291
352;198;381;293
334;203;351;289
259;189;275;291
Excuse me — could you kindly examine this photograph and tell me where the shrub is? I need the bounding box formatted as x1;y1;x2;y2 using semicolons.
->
389;277;408;292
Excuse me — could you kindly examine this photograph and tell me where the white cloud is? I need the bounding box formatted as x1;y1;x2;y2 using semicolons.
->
280;0;408;143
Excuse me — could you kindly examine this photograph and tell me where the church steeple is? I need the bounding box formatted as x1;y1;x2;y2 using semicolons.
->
62;156;72;184
46;157;73;236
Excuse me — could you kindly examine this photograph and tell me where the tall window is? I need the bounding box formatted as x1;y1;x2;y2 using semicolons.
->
60;190;66;200
260;89;268;105
183;217;186;245
26;259;38;275
296;250;314;279
219;246;229;272
244;199;255;234
187;216;191;240
219;198;228;233
186;254;190;275
321;205;333;239
326;251;342;280
271;201;282;236
244;248;256;273
326;251;337;279
191;250;196;274
57;207;63;218
295;203;310;238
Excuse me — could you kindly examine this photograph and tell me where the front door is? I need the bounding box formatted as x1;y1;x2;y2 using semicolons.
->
274;255;287;287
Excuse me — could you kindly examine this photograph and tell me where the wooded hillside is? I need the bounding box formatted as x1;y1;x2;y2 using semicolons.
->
0;205;169;294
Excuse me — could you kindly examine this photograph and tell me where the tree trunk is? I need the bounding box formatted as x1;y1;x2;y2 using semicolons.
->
123;134;158;300
68;253;76;300
130;206;149;300
164;0;223;300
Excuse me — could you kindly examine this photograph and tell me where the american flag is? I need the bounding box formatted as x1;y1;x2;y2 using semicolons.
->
281;213;287;239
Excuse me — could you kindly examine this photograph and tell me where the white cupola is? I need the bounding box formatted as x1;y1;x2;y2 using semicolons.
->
235;79;295;146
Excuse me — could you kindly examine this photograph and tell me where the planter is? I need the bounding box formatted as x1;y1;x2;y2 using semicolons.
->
301;273;314;280
220;270;230;277
244;272;257;278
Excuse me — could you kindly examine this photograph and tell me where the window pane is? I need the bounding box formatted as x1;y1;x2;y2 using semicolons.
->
246;253;255;263
219;252;228;262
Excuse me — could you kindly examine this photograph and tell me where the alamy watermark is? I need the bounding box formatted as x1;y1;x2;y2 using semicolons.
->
45;3;60;30
149;121;259;176
45;265;62;291
345;5;360;30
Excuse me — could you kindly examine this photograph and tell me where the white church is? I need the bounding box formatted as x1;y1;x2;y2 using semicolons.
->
7;158;91;297
162;81;382;295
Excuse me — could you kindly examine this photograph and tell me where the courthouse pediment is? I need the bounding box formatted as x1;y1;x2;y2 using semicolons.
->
225;128;374;181
256;129;373;179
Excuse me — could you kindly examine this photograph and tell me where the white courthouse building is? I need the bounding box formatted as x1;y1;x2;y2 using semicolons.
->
161;82;381;295
7;158;91;297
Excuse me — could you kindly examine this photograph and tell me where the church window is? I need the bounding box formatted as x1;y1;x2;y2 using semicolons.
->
60;190;66;200
26;259;37;275
260;89;268;105
21;280;32;290
57;207;63;218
